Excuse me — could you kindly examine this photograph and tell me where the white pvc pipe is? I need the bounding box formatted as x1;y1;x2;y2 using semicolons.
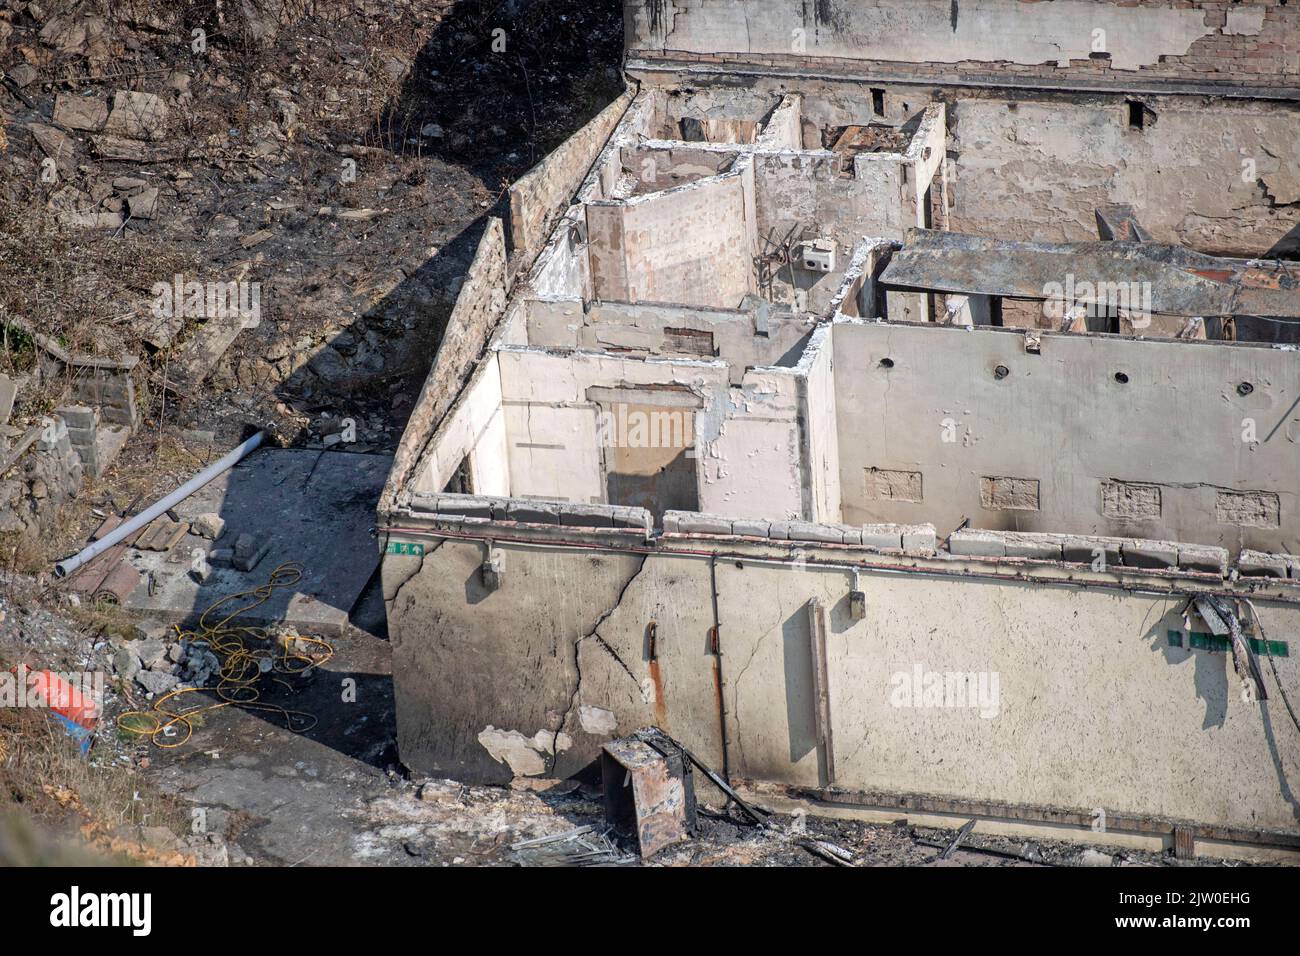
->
54;431;265;579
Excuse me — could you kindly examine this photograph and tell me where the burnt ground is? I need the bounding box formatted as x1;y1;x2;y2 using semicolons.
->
0;0;623;561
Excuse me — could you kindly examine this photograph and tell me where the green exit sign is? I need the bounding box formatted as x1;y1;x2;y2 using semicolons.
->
1168;630;1288;657
386;541;426;557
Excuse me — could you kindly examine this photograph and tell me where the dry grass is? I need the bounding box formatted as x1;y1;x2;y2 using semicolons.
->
0;196;198;411
0;705;190;865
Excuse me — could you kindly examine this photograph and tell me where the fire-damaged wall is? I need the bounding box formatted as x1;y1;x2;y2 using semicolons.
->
833;320;1300;555
383;527;1300;846
627;0;1300;89
946;94;1300;252
625;0;1300;256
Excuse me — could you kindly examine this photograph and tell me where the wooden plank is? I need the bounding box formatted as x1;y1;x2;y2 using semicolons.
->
806;598;836;787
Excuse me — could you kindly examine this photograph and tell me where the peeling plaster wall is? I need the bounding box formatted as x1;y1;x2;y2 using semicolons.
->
491;345;818;519
754;93;803;149
753;150;902;308
528;212;592;300
752;106;945;313
626;0;1299;88
496;347;731;505
802;326;842;524
386;533;1300;834
948;95;1300;253
586;162;758;308
701;366;807;520
833;320;1300;554
619;143;738;190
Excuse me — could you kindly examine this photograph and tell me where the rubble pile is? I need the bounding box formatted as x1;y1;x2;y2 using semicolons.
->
110;626;223;698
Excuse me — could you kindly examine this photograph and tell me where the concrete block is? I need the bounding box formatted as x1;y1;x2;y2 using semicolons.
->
1176;544;1229;576
674;513;733;536
233;533;270;572
1120;538;1179;570
0;375;15;426
504;499;562;525
135;640;169;669
55;405;97;431
949;529;1006;558
136;668;179;697
860;524;904;550
435;494;496;519
209;548;235;567
837;526;863;545
1001;532;1063;561
92;424;124;477
558;504;615;528
1238;549;1288;578
64;425;96;449
900;524;937;553
1061;536;1123;568
787;521;844;544
767;522;793;540
191;513;226;540
608;506;652;533
730;519;771;538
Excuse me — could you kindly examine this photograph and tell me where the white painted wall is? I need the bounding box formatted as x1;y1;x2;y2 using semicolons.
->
410;353;509;497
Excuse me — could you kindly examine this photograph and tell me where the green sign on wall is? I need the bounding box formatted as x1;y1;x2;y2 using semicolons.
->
386;541;426;557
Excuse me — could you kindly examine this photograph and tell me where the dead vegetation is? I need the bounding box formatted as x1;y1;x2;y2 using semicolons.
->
0;616;190;866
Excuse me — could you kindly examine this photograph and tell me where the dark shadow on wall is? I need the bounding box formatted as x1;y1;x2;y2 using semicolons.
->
1146;611;1229;730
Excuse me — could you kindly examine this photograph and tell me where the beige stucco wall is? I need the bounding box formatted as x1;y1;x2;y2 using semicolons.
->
384;530;1300;835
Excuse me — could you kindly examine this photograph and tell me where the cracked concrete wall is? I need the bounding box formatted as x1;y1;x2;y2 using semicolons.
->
948;95;1300;253
385;531;1300;834
387;541;724;784
626;0;1299;88
833;319;1300;555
